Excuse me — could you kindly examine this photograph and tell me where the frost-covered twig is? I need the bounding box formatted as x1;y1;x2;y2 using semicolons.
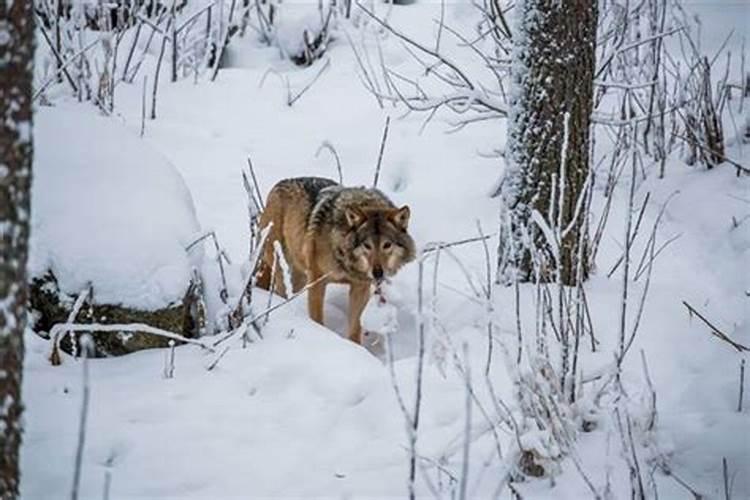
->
122;17;144;80
658;463;702;499
682;301;750;352
234;224;270;329
50;323;214;352
177;1;217;35
622;193;677;359
616;127;639;384
614;406;646;499
353;2;508;120
50;284;91;365
596;26;684;79
164;339;176;378
423;234;496;254
186;230;232;309
640;350;657;431
633;232;682;281
607;192;651;278
32;38;100;102
238;169;265;340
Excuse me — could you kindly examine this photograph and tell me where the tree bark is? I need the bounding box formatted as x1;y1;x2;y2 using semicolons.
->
502;0;597;286
0;0;34;496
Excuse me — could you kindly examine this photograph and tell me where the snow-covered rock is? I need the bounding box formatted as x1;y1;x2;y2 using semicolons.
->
31;106;202;311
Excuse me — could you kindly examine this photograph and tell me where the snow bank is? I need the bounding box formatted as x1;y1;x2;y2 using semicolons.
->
31;106;201;311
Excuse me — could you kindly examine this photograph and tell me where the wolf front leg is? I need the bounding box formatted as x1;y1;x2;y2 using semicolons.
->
348;281;372;345
307;274;327;326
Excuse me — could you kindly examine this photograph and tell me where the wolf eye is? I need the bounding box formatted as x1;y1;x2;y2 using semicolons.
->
363;242;373;251
382;241;393;250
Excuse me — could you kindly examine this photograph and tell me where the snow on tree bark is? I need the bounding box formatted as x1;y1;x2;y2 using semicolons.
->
502;0;597;286
0;0;34;496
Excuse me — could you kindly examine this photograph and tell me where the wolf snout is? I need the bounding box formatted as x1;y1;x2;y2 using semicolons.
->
372;266;384;281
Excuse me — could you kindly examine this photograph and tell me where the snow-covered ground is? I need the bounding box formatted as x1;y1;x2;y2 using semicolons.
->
22;1;748;499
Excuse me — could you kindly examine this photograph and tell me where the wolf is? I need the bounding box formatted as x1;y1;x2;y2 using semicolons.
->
256;177;416;344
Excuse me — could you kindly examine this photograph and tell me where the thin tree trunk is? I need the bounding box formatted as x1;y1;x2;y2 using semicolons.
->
502;0;597;286
0;0;34;496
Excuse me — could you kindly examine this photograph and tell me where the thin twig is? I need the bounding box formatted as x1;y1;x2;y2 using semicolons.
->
316;141;343;184
210;0;238;81
738;359;745;412
289;58;331;106
71;336;93;500
246;157;265;209
206;346;231;371
140;75;148;137
458;343;472;500
640;350;657;431
373;116;391;188
423;234;496;254
722;457;731;500
151;15;173;119
682;301;750;352
408;258;427;500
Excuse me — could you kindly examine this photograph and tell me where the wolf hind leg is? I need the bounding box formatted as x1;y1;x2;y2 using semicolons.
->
291;268;306;294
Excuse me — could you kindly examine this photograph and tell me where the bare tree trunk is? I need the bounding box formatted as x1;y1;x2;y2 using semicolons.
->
0;0;34;496
502;0;597;286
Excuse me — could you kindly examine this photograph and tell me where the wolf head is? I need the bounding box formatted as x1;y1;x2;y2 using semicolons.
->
337;205;416;283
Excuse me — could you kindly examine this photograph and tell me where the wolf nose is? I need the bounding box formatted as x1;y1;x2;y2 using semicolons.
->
372;266;384;281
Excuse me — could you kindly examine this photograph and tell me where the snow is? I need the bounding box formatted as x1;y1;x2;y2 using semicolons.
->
22;1;750;499
30;106;201;310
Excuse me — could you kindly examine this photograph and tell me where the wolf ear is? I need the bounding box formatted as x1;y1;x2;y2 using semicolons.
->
345;207;365;228
390;205;410;230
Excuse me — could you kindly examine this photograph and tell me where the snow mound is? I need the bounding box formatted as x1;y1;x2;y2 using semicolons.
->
31;106;201;310
275;5;328;57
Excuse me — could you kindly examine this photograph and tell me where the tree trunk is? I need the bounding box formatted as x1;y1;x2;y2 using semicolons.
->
0;0;34;496
502;0;597;286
